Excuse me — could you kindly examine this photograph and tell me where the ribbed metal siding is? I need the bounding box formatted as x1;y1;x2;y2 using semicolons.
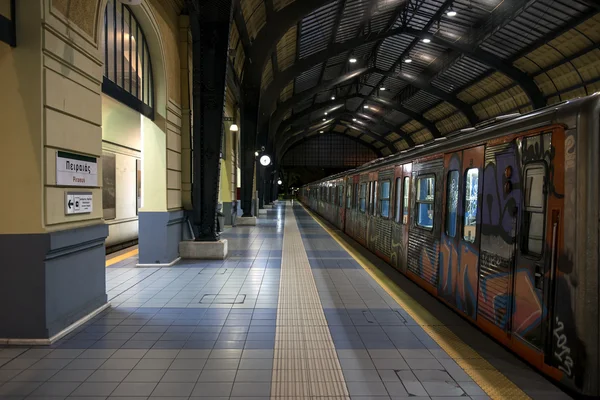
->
478;251;512;328
375;218;392;257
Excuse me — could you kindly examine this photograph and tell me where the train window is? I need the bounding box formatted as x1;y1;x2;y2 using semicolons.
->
523;164;546;256
338;185;344;207
359;183;367;213
394;178;402;223
416;175;435;229
402;177;410;224
346;185;352;209
463;168;479;243
445;170;459;238
372;181;378;215
380;180;391;219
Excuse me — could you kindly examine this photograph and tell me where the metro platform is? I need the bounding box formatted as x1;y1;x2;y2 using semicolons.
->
0;203;571;399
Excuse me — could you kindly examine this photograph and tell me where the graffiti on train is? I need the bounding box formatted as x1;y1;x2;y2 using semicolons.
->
439;237;478;318
481;148;521;244
521;133;564;199
553;316;574;377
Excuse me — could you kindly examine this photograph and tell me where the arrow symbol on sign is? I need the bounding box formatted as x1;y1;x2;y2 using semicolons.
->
68;200;73;209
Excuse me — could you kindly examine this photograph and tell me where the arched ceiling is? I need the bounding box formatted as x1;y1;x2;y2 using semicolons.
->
230;0;600;159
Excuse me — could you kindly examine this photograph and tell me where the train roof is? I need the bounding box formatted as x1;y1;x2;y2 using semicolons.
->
303;93;600;188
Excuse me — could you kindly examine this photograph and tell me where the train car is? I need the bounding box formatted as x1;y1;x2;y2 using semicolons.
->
299;94;600;397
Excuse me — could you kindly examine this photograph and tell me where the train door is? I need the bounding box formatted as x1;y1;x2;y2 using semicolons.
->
512;129;565;358
339;181;346;232
366;172;378;252
391;164;411;272
439;146;484;319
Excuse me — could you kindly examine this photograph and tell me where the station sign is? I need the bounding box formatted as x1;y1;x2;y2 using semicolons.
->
56;151;98;187
65;192;93;215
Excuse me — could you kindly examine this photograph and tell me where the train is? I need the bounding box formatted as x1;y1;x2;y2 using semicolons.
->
299;94;600;397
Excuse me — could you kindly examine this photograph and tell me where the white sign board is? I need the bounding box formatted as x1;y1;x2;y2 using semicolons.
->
56;151;98;187
65;192;93;215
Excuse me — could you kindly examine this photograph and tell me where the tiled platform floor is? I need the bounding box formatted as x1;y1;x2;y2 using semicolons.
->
0;202;572;399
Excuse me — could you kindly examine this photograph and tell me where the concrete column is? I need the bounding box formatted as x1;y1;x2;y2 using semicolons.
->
0;0;108;341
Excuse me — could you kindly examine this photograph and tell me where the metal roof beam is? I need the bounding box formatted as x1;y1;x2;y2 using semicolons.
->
279;130;384;161
243;0;337;87
403;27;546;108
272;72;441;139
277;98;412;143
277;110;395;155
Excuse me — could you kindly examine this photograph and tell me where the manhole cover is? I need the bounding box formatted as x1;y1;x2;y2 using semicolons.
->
199;294;246;304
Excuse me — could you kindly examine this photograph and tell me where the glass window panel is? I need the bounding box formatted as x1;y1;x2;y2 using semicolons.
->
395;178;401;222
416;176;435;229
380;181;390;218
402;177;410;224
360;183;367;213
373;181;378;215
463;168;479;243
525;165;545;211
346;184;352;209
522;163;547;256
116;3;123;88
381;181;390;199
445;170;459;238
527;213;545;255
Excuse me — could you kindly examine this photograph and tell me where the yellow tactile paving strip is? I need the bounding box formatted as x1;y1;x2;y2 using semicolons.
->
105;248;138;267
301;203;531;400
271;206;349;399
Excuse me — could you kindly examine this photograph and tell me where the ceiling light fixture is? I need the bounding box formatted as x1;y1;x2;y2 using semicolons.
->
229;123;239;132
404;58;412;63
422;38;431;43
364;105;369;109
446;10;457;17
331;96;336;100
254;151;259;156
323;118;326;121
324;112;328;115
320;130;324;133
352;118;357;121
380;87;386;91
349;57;357;63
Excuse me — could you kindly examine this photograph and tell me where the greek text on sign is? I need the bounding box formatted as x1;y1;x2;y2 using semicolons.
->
56;151;98;187
65;192;93;215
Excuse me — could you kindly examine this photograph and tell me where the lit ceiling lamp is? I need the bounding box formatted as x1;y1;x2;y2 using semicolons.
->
349;56;357;63
259;155;271;166
331;95;336;100
404;58;412;63
446;9;457;17
352;118;357;121
323;118;326;121
229;123;239;132
422;38;431;43
380;87;386;91
320;130;324;133
277;179;283;185
364;105;369;109
254;151;259;156
324;112;328;115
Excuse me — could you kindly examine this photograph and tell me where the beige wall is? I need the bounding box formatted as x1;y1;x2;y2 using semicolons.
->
0;0;187;236
0;1;43;234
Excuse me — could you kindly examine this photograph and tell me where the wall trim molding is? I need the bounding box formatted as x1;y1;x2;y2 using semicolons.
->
136;257;180;268
0;302;111;346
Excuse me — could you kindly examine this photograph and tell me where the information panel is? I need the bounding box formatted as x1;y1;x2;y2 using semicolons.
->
56;151;98;187
65;192;93;215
